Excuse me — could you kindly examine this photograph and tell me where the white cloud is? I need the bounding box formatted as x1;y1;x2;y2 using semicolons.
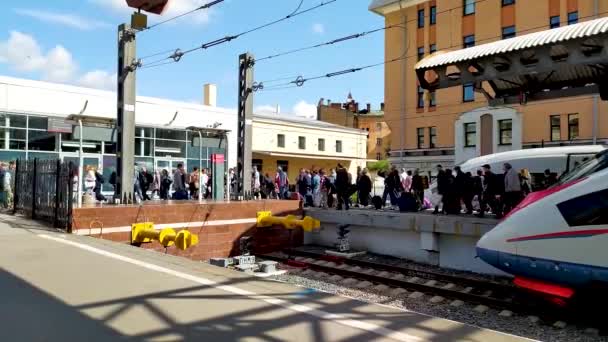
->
0;30;115;90
14;8;111;31
90;0;213;26
78;70;117;90
312;23;325;34
293;101;317;119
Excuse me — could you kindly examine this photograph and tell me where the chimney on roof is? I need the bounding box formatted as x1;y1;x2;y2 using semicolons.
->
366;103;371;112
203;84;217;107
380;102;385;111
327;99;331;105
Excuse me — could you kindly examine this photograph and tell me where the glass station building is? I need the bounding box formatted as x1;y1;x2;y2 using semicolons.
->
0;76;235;194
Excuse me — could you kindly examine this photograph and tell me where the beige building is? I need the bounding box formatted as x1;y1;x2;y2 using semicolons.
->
317;93;392;161
252;114;368;182
370;0;608;172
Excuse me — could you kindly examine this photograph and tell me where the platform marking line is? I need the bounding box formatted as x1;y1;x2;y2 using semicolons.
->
74;218;258;236
38;234;422;342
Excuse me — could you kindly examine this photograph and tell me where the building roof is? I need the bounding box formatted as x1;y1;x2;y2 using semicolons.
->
369;0;426;14
253;113;367;134
416;17;608;70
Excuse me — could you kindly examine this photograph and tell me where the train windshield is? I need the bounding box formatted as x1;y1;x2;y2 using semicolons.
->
554;150;608;186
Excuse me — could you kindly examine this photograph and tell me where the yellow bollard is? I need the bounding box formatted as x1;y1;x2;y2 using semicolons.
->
131;222;199;250
256;211;320;232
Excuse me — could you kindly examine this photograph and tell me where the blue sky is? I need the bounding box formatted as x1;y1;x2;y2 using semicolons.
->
0;0;386;118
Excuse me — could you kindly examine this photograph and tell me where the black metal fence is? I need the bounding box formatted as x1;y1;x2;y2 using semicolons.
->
13;159;73;231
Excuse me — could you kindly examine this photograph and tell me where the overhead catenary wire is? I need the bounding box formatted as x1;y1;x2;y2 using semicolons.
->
139;0;338;70
254;21;406;63
255;8;608;92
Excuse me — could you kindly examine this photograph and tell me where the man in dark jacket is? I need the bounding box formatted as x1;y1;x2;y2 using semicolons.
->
478;164;502;218
411;169;425;209
139;167;152;201
335;164;350;210
357;168;372;207
454;166;473;214
382;166;402;208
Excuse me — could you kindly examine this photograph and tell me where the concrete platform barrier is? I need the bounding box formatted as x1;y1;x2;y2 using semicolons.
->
304;208;509;276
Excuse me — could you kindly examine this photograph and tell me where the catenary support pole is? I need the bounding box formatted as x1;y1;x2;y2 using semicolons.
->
237;53;254;200
116;23;137;204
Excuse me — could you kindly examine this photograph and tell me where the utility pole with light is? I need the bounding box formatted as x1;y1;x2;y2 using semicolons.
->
116;0;168;204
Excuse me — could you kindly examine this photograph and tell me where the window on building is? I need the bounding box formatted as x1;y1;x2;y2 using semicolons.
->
298;136;306;150
376;152;382;161
568;11;578;25
550;115;561;141
277;134;285;148
568;114;579;140
252;159;263;173
376;122;382;131
417;128;425;149
550;15;560;29
418;9;425;28
463;0;475;15
463;83;474;102
430;6;437;25
464;123;476;147
376;138;383;146
557;189;608;227
429;90;436;107
499;119;512;145
429;127;437;148
318;138;325;151
417;86;425;108
502;0;515;6
336;140;343;153
417;46;425;61
502;26;516;39
430;43;437;54
463;35;475;48
277;160;289;173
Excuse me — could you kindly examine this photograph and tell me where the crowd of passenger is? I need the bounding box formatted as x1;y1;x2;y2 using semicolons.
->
257;162;560;218
77;162;217;203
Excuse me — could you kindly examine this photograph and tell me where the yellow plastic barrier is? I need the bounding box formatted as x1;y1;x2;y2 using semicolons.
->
131;222;199;250
256;211;321;232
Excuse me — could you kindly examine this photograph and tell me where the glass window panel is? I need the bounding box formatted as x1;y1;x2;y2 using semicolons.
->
28;116;48;130
464;0;475;15
101;155;117;192
0;151;25;163
135;138;154;157
136;126;154;138
417;9;424;28
463;35;475;48
550;16;560;29
430;6;436;25
463;83;475;102
156;128;186;141
28;130;56;151
336;140;342;153
155;140;186;158
5;114;27;128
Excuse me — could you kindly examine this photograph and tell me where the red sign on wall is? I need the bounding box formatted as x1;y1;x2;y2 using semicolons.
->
211;154;225;163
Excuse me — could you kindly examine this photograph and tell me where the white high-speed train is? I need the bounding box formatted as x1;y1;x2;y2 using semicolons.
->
476;149;608;301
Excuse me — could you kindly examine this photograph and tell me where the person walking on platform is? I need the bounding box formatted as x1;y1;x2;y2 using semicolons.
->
335;164;350;210
503;163;523;215
454;166;473;214
411;169;424;210
160;169;172;200
172;163;188;200
275;167;288;199
478;164;501;218
357;169;372;207
312;170;321;207
433;165;447;214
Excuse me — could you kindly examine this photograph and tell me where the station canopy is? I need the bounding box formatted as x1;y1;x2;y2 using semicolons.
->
416;17;608;104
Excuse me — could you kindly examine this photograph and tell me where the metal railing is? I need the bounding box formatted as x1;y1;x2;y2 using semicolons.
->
13;159;74;231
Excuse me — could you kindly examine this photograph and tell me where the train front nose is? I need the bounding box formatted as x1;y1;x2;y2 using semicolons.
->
476;233;501;269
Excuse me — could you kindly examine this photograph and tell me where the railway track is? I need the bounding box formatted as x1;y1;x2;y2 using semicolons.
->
258;249;605;334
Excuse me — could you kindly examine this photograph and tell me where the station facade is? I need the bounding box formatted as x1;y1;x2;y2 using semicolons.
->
0;76;367;192
370;0;608;172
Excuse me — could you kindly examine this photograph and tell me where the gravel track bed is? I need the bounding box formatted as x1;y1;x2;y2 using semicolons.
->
269;267;606;342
